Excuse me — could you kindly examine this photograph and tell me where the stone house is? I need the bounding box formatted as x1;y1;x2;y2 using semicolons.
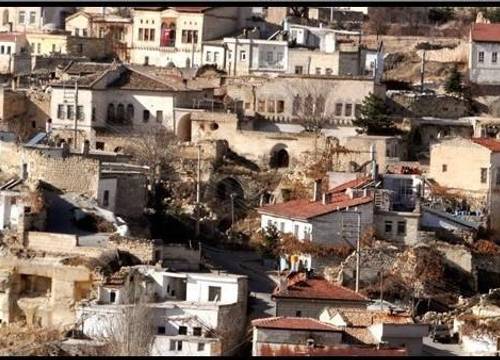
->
25;32;109;59
64;10;133;62
251;317;343;356
257;178;374;271
129;7;251;68
272;272;371;318
78;267;248;356
0;32;31;75
469;23;500;85
49;63;209;149
319;308;428;355
429;137;500;237
0;7;75;33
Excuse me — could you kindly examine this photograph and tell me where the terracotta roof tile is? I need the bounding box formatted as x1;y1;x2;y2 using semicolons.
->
343;327;376;344
252;317;342;332
0;33;24;42
329;176;372;194
273;275;370;302
257;194;373;220
472;137;500;152
471;23;500;43
334;309;414;327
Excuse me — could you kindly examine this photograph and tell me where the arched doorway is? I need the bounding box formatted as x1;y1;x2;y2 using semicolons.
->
215;177;244;203
176;113;191;141
270;143;290;168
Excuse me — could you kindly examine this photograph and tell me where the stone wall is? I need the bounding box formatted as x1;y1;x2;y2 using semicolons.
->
416;42;467;63
0;141;21;176
387;92;468;118
113;173;147;219
374;211;420;246
23;148;100;197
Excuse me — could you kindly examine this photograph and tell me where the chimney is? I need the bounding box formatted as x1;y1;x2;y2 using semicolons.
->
313;179;322;202
322;193;327;205
81;139;90;156
363;189;368;197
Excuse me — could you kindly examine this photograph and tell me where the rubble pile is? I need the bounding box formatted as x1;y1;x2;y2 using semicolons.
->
0;322;63;355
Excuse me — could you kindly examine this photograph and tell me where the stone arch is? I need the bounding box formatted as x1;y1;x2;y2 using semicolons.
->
269;143;290;169
349;161;359;172
176;113;191;142
215;177;245;203
114;146;123;153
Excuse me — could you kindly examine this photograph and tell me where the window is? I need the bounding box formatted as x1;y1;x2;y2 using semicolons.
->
197;343;205;352
266;51;273;62
6;46;10;55
109;291;116;303
52;44;56;53
325;68;333;75
29;11;36;24
214;52;218;63
126;104;134;122
67;105;75;120
277;52;284;62
193;327;202;336
144;28;149;41
257;99;265;112
178;326;187;335
92;107;96;122
384;220;392;233
315;95;325;116
228;50;232;60
397;221;406;235
57;104;65;119
355;104;362;117
267;99;275;113
82;29;88;37
158;326;166;335
182;30;198;43
138;28;144;40
267;219;272;227
156;110;163;123
277;100;285;113
37;43;40;54
296;310;302;317
103;190;109;207
481;168;488;184
280;222;285;232
315;67;321;75
208;286;221;301
240;50;247;61
143;110;150;122
96;142;105;150
169;340;175;351
292;95;301;115
345;103;353;117
206;51;212;62
294;224;299;237
335;103;343;116
493;52;498;64
442;164;447;172
150;29;155;41
75;28;80;37
144;56;149;66
107;104;115;122
116;104;125;122
295;65;303;74
76;106;84;121
244;102;250;110
18;11;25;24
479;51;484;63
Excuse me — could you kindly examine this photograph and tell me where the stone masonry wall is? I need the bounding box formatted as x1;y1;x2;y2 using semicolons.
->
23;148;100;197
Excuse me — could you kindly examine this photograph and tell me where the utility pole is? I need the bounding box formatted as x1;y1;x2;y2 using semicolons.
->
195;144;201;238
73;80;78;150
355;211;361;293
379;270;384;311
420;50;426;93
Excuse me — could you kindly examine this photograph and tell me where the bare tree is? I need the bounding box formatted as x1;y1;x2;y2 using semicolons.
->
102;303;156;356
365;8;389;39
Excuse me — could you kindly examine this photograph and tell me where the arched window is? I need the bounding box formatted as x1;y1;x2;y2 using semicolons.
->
126;104;134;122
292;95;301;116
116;103;125;123
2;10;8;25
107;104;115;122
315;95;325;116
304;94;313;116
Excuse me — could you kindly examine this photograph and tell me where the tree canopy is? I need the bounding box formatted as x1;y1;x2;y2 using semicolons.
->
352;93;395;135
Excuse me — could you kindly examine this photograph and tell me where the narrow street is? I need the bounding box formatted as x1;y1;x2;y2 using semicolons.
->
201;244;277;318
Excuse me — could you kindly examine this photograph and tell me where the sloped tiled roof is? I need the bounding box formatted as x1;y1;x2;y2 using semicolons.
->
329;176;372;194
333;309;414;327
472;137;500;152
63;61;112;75
471;23;500;43
273;275;370;302
106;69;178;91
252;317;342;332
257;194;373;220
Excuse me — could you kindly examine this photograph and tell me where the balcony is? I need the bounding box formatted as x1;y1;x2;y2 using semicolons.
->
252;61;286;72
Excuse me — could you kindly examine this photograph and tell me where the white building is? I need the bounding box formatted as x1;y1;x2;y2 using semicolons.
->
129;7;247;68
0;7;75;32
257;179;374;271
78;267;248;356
0;32;30;75
469;23;500;85
48;63;209;146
